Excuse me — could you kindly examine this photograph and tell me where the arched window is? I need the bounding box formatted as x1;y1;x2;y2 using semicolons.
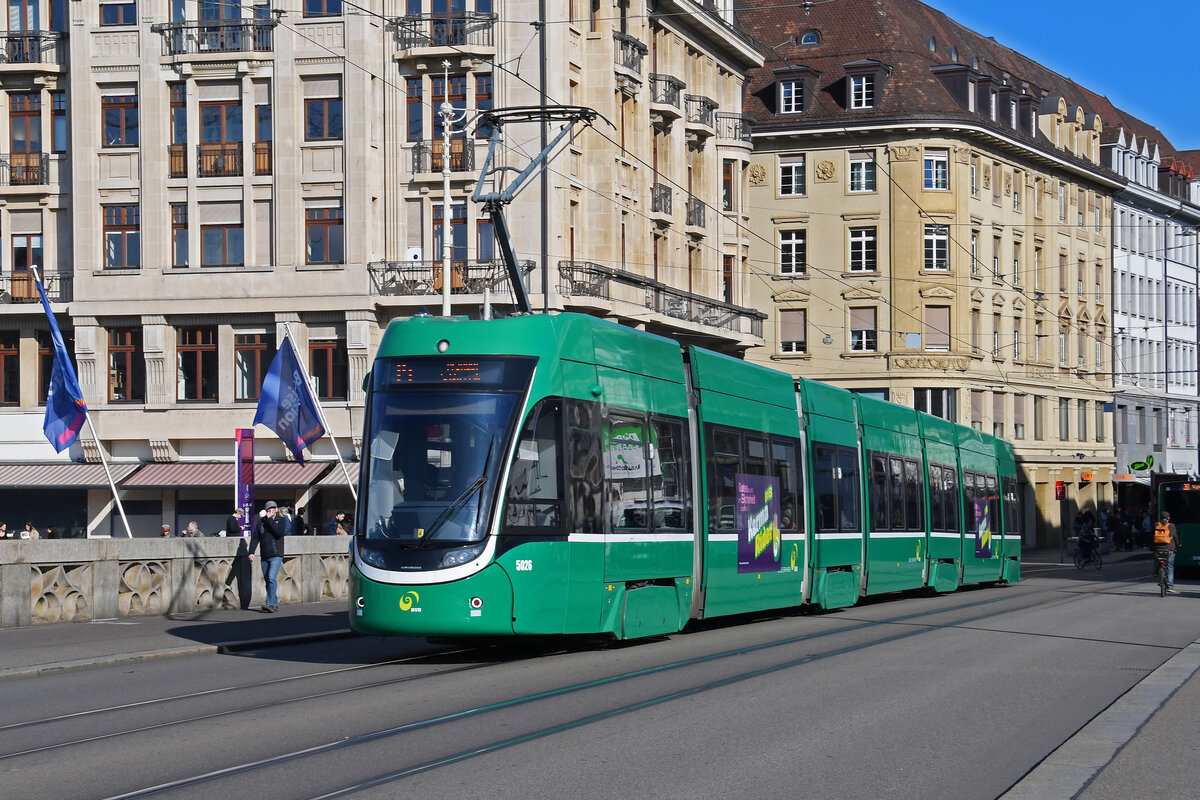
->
797;29;820;47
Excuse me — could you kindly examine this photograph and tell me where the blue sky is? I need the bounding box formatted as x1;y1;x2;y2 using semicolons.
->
927;0;1200;151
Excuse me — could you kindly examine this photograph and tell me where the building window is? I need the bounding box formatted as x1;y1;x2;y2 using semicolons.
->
1096;402;1105;443
305;95;343;140
849;307;877;352
993;394;1004;438
924;306;950;352
103;204;140;269
849;74;874;109
102;94;138;147
779;157;805;196
310;339;348;400
475;73;493;138
849;151;875;192
924;224;948;270
304;0;342;16
1013;394;1026;439
52;91;67;153
721;159;734;211
235;333;275;401
992;312;1001;357
108;327;145;403
780;80;803;113
970;390;983;431
970;309;980;354
849;226;876;272
1058;183;1066;222
406;78;423;141
171;204;188;268
0;332;17;405
306;207;345;264
1012;170;1022;210
38;329;75;405
914;388;956;422
1013;317;1023;360
177;326;217;401
779;229;806;275
1033;395;1044;440
1059;398;1069;440
970;232;979;275
923;149;948;190
779;309;806;354
201;224;244;268
969;156;978;196
100;0;135;25
1078;399;1088;441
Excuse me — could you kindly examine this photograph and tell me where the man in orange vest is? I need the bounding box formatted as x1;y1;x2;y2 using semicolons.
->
1155;512;1180;593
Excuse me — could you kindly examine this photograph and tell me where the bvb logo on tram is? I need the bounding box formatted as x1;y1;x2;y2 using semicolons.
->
398;591;421;612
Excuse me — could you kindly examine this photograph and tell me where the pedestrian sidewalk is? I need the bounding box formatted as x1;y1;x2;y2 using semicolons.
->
0;599;351;682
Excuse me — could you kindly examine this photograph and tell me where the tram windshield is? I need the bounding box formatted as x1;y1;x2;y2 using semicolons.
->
360;356;535;557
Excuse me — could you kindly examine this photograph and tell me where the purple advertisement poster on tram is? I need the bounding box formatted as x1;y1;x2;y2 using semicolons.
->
974;497;992;559
737;473;782;574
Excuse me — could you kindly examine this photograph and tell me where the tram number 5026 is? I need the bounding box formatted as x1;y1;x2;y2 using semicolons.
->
515;559;533;572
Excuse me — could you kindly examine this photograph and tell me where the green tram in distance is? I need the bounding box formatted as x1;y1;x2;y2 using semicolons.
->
1159;481;1200;570
349;313;1022;640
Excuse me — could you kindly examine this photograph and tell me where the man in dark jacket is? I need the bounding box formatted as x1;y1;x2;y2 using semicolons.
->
292;507;310;537
248;501;286;612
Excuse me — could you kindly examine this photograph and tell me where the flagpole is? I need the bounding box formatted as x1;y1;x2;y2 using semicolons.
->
281;322;357;502
31;266;133;539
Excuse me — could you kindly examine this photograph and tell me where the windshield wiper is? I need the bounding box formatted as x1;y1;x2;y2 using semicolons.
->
421;436;495;545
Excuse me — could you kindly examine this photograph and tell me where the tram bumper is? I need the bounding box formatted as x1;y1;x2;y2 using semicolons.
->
350;561;515;637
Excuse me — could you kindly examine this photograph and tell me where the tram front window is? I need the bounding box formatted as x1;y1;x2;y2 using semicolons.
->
360;356;534;567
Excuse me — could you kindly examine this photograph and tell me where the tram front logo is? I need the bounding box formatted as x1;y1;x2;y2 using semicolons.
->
399;591;421;612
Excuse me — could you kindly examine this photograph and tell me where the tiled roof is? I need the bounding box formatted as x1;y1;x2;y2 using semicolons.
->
736;0;1193;171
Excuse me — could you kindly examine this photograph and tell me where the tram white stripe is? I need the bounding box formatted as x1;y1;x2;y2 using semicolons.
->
867;531;923;539
566;533;694;544
814;533;862;541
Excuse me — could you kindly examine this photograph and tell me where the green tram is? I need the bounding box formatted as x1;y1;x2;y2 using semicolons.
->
1159;481;1200;569
349;313;1021;640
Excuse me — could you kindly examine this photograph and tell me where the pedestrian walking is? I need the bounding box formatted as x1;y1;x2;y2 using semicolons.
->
292;507;310;537
248;501;286;612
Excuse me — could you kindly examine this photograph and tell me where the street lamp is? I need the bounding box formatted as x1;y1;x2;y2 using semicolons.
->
439;59;469;317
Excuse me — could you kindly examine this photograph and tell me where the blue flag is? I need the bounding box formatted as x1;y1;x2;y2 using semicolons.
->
253;335;325;465
35;273;87;452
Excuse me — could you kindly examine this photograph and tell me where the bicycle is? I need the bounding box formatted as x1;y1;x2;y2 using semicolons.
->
1154;547;1171;597
1074;535;1102;570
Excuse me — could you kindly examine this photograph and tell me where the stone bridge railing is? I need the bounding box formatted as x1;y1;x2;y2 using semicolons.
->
0;538;352;628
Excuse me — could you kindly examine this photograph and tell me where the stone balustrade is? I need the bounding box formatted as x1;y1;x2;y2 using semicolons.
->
0;537;352;628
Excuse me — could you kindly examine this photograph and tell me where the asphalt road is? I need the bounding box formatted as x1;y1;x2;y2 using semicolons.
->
2;552;1197;800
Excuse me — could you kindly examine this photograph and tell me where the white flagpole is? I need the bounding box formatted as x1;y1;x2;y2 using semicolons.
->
281;322;357;502
31;266;133;539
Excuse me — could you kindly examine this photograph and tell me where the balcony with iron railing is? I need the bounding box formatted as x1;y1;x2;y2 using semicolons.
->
557;260;764;340
0;152;50;186
368;258;533;299
649;73;684;127
254;141;272;175
151;20;276;57
392;12;496;55
715;112;752;145
197;143;243;178
411;139;476;175
685;95;717;140
613;31;647;79
651;182;672;221
0;271;71;303
685;197;705;231
0;31;65;67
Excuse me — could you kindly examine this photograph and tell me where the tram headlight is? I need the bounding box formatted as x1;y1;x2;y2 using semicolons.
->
439;544;485;568
359;547;386;568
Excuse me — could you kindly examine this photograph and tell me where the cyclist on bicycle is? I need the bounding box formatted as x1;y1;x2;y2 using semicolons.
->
1078;527;1100;563
1153;512;1180;593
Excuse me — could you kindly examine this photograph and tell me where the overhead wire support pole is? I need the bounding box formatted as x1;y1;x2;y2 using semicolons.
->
471;106;604;315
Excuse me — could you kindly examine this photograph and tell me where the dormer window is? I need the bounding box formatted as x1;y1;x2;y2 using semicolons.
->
924;36;936;52
949;46;958;61
797;29;821;47
780;80;803;113
850;75;874;109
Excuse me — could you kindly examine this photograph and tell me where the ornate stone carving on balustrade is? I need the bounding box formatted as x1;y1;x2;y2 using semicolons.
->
320;554;349;600
195;557;240;610
119;560;170;616
31;563;92;624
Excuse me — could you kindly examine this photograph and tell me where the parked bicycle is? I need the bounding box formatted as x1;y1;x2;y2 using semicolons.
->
1074;530;1102;570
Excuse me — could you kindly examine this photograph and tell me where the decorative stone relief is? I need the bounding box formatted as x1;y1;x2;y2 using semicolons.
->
195;558;239;610
748;164;767;185
982;168;991;189
891;146;920;161
277;557;302;605
891;356;970;371
320;555;349;600
31;564;92;624
815;160;836;182
119;561;170;615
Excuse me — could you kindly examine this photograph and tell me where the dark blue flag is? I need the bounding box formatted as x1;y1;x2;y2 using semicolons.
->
253;335;325;465
35;273;87;452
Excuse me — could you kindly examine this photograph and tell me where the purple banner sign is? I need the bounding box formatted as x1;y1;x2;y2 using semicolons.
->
736;473;782;574
236;428;254;536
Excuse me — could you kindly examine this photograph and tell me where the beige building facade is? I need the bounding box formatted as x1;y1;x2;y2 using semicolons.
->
0;0;763;536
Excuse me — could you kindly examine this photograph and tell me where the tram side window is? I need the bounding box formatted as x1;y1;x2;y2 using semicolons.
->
962;470;978;531
837;447;861;531
710;428;740;530
869;452;889;531
772;437;802;532
986;474;1000;536
566;399;603;534
942;466;959;533
650;417;690;531
607;413;649;531
928;464;943;531
889;457;905;529
1002;476;1018;537
905;459;923;531
504;399;562;530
